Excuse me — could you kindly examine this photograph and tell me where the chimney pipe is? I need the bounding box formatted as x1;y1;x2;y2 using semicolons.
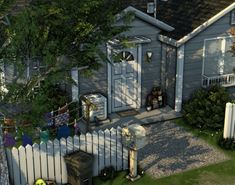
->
154;0;157;18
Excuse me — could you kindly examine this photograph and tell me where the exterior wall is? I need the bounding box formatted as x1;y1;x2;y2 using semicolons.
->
183;11;235;102
79;17;163;107
165;45;176;108
79;60;108;97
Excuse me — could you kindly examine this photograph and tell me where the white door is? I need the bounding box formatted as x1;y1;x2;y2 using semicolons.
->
111;48;138;112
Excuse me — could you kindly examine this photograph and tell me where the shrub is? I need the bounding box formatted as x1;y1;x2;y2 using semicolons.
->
183;85;231;130
218;136;235;150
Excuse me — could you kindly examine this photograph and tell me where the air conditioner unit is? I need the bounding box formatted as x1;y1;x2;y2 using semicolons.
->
82;93;107;122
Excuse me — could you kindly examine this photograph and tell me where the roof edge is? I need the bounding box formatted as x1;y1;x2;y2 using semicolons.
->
116;6;175;32
159;34;177;47
159;2;235;47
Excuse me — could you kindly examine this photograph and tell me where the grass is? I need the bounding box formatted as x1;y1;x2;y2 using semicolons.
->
93;118;235;185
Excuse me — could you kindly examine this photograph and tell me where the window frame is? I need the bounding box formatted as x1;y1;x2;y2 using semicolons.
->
202;36;235;86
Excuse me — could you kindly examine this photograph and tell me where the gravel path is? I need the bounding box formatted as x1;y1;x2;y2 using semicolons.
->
138;121;229;179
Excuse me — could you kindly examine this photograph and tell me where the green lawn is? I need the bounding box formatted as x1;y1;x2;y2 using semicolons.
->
93;119;235;185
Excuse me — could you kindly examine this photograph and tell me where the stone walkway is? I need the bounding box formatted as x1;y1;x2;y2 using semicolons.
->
138;121;229;179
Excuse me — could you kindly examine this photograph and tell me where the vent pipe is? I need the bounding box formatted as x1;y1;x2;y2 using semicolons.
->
147;0;168;18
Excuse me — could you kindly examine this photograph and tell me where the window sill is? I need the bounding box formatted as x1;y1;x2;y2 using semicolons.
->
202;73;235;88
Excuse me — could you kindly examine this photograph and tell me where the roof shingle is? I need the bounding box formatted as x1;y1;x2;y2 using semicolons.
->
120;0;235;40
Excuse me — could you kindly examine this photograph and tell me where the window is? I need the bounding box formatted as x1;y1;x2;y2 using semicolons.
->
113;51;134;63
231;10;235;25
202;36;235;87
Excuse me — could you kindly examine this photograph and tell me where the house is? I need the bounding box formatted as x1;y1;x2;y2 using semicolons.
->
1;0;235;114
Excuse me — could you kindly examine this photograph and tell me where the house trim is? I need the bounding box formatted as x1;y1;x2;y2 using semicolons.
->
116;6;174;32
137;44;142;109
175;45;185;112
107;44;112;114
71;67;79;101
159;3;235;47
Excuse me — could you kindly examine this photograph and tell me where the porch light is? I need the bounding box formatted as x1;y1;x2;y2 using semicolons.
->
146;51;153;63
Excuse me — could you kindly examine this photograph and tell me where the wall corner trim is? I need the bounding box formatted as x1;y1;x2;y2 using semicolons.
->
174;45;185;112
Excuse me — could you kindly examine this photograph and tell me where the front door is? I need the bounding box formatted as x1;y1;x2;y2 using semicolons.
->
111;48;138;112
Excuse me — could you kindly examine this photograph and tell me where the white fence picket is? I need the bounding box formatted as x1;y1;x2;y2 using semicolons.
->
73;135;79;151
80;134;86;152
40;142;48;180
66;136;73;153
98;130;105;173
116;126;123;170
104;129;111;167
26;145;34;185
12;147;20;185
92;131;99;176
122;130;129;171
86;133;92;154
47;140;55;180
60;138;67;184
224;103;235;139
110;128;117;169
231;104;235;138
6;148;14;184
19;146;27;185
53;139;61;184
33;143;41;180
123;146;129;170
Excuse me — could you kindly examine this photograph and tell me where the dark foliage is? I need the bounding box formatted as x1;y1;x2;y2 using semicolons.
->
183;85;231;130
99;166;116;181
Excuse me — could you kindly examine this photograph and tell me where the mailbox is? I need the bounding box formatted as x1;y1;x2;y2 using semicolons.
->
122;124;147;181
122;124;146;150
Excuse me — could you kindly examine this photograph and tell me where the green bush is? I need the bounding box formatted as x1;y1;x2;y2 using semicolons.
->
218;136;235;150
183;85;231;130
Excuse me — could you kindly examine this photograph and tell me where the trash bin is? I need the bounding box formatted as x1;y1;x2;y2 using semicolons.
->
64;150;93;185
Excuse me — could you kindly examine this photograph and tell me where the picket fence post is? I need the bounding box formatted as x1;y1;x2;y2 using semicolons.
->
224;102;235;139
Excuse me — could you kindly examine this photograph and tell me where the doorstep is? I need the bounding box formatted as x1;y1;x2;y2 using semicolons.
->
90;105;182;131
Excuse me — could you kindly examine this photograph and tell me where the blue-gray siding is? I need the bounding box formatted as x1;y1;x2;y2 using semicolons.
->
183;11;235;101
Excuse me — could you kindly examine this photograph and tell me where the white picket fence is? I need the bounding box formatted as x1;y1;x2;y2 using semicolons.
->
224;102;235;138
5;127;129;185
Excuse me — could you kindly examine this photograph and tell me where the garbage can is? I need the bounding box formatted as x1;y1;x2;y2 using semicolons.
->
64;150;93;185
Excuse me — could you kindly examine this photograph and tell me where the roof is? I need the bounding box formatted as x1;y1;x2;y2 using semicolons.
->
121;0;235;40
4;0;235;43
117;6;174;32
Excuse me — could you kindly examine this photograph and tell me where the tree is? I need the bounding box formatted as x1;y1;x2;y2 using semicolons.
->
0;0;129;126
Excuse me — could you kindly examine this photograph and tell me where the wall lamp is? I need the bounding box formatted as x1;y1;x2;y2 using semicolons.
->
145;51;153;63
